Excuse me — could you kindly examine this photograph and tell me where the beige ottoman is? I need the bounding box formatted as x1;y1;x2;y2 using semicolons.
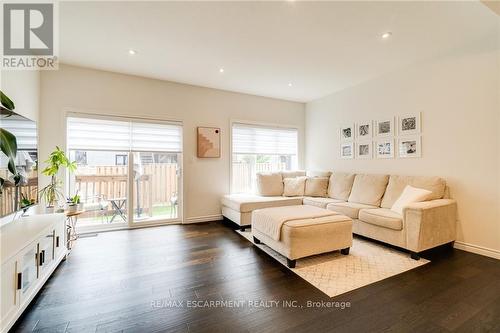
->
251;205;353;268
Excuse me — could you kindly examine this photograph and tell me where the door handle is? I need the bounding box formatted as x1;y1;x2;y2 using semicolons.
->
17;273;22;290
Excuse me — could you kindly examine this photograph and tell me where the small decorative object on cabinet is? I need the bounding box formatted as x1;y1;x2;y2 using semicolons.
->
197;127;221;158
0;213;66;333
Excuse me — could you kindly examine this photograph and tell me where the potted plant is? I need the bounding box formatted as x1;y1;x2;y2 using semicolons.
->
66;193;81;212
19;193;35;216
39;146;77;213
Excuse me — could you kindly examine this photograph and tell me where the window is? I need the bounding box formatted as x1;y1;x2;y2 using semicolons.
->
66;115;183;230
231;122;298;193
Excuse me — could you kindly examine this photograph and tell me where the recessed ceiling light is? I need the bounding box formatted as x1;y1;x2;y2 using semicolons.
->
381;32;392;39
219;68;225;73
128;49;137;55
288;82;293;87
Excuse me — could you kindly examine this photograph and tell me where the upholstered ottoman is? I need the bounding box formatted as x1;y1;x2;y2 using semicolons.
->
251;205;353;268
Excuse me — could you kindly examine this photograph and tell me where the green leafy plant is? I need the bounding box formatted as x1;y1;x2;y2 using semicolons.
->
39;147;77;207
0;90;21;195
69;193;80;204
19;192;35;209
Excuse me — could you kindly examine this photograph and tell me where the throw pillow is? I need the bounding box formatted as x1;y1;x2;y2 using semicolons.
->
256;172;284;196
391;185;432;215
283;176;307;196
304;177;329;197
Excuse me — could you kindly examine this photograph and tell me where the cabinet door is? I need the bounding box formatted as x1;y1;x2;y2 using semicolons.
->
39;231;55;276
54;220;66;259
18;243;39;304
0;259;20;331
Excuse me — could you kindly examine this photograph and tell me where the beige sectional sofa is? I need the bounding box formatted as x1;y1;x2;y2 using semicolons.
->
221;171;457;259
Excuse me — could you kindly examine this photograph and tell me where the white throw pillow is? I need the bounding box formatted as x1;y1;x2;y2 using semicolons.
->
391;185;432;215
283;177;307;196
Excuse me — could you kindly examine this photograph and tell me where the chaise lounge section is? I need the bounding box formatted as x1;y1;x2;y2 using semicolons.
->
221;171;457;259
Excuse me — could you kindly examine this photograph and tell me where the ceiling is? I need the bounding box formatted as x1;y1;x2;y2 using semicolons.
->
59;1;499;102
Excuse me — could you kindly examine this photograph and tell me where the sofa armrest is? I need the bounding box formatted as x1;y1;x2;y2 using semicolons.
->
403;199;457;252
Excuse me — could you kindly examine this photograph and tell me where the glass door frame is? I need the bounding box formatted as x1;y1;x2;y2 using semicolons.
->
65;113;184;234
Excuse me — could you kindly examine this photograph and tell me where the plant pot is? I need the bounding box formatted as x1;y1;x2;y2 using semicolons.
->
77;203;84;211
66;204;77;213
45;206;55;214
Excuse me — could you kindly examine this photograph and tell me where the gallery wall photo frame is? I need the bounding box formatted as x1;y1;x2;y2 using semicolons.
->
356;120;373;140
375;139;394;159
339;123;355;141
398;136;422;158
398;112;421;136
356;141;372;159
197;126;221;158
375;117;394;137
340;142;354;159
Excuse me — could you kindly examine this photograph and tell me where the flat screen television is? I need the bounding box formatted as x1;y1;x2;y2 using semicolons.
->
0;110;38;218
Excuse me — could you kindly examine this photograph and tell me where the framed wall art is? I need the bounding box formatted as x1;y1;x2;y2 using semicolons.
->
340;142;354;159
375;117;394;137
375;139;394;159
339;124;354;141
398;136;421;158
398;113;421;136
197;127;221;158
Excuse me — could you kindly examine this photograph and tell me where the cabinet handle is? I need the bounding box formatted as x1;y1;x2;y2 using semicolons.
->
42;250;45;264
17;273;22;290
56;236;60;247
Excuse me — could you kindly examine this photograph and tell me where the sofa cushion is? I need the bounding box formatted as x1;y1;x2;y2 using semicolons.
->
348;174;389;206
303;197;345;208
304;177;329;197
283;176;307;197
256;172;283;196
328;172;356;201
306;170;332;178
221;194;302;213
358;208;403;231
326;202;378;219
281;170;306;178
381;175;446;209
391;185;432;215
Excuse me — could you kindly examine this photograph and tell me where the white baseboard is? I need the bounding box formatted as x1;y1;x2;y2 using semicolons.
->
454;241;500;260
183;214;223;224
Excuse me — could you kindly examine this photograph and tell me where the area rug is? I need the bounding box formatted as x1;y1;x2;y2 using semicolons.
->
237;230;429;298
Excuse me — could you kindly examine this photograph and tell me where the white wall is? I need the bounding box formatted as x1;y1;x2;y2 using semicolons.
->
0;71;40;121
40;64;305;222
305;38;500;257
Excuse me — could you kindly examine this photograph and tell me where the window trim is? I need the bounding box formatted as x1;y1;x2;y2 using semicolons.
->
229;119;300;194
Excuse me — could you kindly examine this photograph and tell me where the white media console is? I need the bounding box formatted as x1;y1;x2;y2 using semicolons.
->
0;212;67;333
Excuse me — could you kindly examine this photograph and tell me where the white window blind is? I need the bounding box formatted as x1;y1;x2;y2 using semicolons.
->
232;123;298;155
67;116;182;152
1;117;37;150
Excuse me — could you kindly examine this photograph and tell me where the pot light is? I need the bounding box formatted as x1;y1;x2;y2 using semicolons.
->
288;82;293;87
381;32;392;39
219;68;225;73
128;49;137;55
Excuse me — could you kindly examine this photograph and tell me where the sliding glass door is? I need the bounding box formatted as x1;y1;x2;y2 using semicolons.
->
67;115;182;232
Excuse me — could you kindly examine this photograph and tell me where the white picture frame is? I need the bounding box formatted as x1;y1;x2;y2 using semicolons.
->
339;124;355;141
356;141;372;159
375;117;394;137
398;112;421;136
398;136;422;158
375;139;394;159
356;120;373;140
340;142;354;159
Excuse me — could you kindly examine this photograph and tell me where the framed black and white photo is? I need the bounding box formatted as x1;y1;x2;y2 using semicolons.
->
339;124;354;141
340;142;354;159
375;139;394;159
398;136;421;158
375;117;394;137
398;113;421;135
356;120;372;139
356;142;372;159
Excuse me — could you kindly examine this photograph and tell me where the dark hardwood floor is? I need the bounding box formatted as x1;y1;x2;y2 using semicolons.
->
10;221;500;333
